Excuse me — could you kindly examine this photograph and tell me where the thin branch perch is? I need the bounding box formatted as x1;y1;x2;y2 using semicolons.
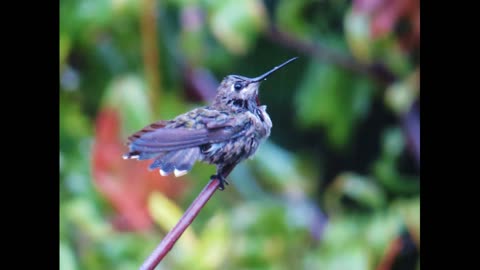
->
139;178;221;270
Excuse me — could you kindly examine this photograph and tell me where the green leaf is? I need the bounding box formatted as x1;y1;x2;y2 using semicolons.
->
276;0;311;37
194;214;230;269
157;90;194;121
392;197;420;245
64;198;113;240
318;247;370;270
102;75;152;135
295;61;373;149
344;9;373;63
385;70;419;115
59;97;92;154
325;172;386;213
253;141;306;191
370;36;411;77
309;216;371;270
364;213;402;255
207;0;266;55
60;34;71;69
60;242;78;270
373;128;420;194
148;192;198;255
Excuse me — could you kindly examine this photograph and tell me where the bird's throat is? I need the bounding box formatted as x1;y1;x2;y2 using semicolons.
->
230;97;260;112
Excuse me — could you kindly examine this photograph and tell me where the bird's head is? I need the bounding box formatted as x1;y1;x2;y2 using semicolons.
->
212;57;298;109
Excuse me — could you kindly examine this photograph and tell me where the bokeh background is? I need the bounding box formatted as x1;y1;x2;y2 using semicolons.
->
60;0;420;269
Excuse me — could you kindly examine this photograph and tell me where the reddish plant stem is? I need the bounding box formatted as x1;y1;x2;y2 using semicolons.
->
139;178;220;270
140;0;161;111
265;26;397;86
267;26;420;166
376;236;403;270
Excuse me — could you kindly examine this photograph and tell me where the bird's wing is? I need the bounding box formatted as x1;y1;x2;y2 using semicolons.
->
126;120;170;144
125;112;250;154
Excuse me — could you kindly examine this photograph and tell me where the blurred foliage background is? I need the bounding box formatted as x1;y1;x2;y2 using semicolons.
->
60;0;419;269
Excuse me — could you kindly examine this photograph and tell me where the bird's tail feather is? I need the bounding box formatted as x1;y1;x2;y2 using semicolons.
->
147;147;200;177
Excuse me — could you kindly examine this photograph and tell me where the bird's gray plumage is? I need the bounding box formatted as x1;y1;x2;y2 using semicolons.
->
123;57;296;189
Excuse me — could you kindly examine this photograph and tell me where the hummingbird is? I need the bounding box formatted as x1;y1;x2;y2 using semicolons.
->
123;57;298;190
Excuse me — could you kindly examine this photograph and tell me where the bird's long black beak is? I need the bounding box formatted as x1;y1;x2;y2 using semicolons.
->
250;57;298;83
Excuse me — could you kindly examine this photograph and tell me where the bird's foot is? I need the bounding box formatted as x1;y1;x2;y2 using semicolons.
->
211;174;229;191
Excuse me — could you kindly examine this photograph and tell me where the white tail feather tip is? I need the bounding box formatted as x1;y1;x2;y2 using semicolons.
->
174;169;188;177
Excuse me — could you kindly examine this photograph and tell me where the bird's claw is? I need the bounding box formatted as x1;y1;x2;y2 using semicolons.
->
211;174;229;191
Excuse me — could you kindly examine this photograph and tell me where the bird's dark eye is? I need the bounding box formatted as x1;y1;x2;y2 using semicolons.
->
234;82;243;91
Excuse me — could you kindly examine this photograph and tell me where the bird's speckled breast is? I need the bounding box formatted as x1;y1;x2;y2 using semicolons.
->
201;106;272;166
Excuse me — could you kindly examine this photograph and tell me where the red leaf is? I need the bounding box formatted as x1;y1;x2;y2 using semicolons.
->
353;0;419;49
92;108;188;231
